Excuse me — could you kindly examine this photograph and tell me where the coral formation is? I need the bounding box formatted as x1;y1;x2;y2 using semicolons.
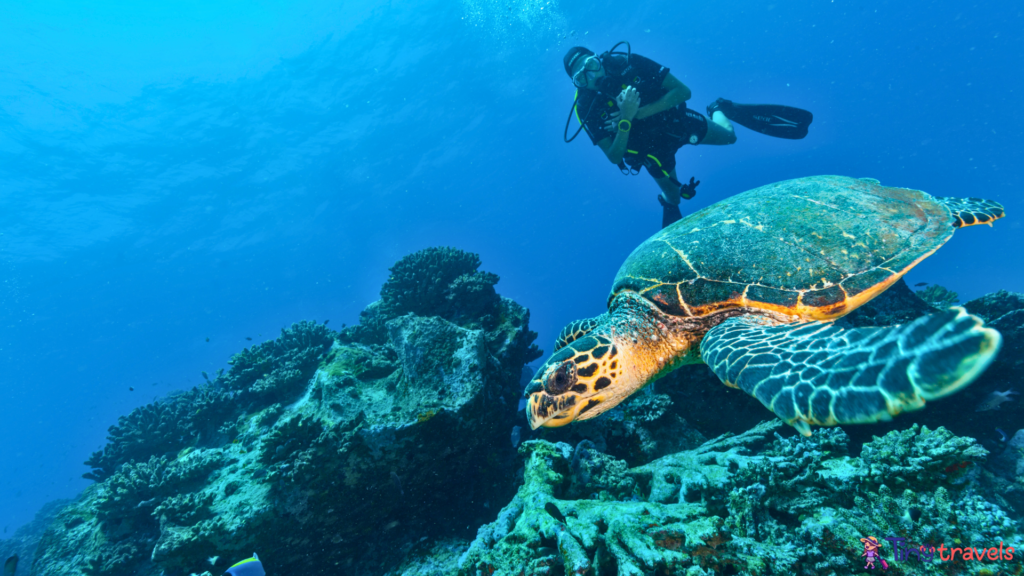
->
222;320;335;399
967;290;1024;387
24;255;1024;576
83;385;233;482
32;247;541;576
916;283;961;309
0;499;70;576
842;278;939;328
459;422;1022;576
341;246;529;347
82;319;331;482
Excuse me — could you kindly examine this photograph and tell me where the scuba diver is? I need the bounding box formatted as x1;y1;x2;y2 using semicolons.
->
562;43;813;228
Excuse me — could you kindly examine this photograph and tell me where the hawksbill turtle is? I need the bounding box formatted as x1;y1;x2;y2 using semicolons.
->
526;175;1005;436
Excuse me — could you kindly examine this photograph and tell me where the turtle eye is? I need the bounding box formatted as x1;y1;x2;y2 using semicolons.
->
544;362;577;395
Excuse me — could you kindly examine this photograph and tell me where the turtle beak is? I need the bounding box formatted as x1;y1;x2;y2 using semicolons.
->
526;389;581;430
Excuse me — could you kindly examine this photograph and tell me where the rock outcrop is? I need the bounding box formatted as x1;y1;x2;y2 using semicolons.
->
32;247;541;576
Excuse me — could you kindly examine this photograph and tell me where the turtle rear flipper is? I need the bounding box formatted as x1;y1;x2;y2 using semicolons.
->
936;196;1005;228
700;309;1002;436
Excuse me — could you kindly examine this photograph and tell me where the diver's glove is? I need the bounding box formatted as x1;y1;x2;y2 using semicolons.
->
679;176;700;200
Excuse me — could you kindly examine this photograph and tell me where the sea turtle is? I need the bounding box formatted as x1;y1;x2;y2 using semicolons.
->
526;175;1005;436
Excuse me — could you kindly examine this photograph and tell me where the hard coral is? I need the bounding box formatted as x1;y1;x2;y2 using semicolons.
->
917;284;961;309
859;424;988;490
84;384;232;482
43;248;546;576
223;320;335;400
381;247;499;326
842;277;938;328
965;289;1024;323
342;247;502;344
97;451;223;526
461;420;1021;576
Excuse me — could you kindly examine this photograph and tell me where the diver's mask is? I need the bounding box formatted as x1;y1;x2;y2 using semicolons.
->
563;41;631;143
571;57;602;89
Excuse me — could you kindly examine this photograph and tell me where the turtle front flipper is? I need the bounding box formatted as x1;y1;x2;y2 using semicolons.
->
554;315;606;352
936;196;1005;228
700;309;1002;436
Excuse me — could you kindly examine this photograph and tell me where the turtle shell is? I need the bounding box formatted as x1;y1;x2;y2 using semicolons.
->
611;176;955;320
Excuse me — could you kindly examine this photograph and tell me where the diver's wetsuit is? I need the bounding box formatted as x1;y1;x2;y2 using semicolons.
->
575;53;707;179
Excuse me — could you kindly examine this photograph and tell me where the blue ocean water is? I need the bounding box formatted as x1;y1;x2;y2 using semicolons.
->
0;0;1021;537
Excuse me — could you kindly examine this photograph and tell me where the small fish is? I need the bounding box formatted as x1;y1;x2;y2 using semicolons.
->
4;555;17;576
324;319;330;325
205;337;210;342
208;555;220;566
510;425;522;448
914;282;929;287
245;337;252;341
129;386;134;392
201;371;210;381
226;553;264;576
996;428;1009;442
391;471;404;496
544;502;567;524
976;390;1018;412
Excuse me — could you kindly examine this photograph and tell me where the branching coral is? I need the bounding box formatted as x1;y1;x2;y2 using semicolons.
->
84;384;233;482
460;420;1020;576
83;539;151;576
223;320;335;401
380;247;499;327
858;424;988;489
459;423;790;576
916;284;960;309
97;451;223;525
341;247;503;344
84;320;329;482
153;491;215;526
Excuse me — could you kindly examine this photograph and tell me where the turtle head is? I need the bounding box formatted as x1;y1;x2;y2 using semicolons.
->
525;293;701;430
525;330;636;430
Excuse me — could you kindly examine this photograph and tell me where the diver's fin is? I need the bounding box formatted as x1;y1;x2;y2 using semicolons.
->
700;308;1001;436
935;196;1006;228
658;195;683;229
707;98;813;139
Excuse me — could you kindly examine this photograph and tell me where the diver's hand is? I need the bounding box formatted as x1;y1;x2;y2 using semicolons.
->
679;176;700;200
603;111;621;132
616;86;640;120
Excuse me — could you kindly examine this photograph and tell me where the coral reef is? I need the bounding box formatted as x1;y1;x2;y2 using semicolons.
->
841;278;939;328
32;247;541;576
24;257;1024;576
82;319;331;482
966;290;1024;386
459;422;1022;576
531;384;711;469
341;246;529;347
0;499;70;576
82;385;233;482
916;284;961;309
221;320;335;400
